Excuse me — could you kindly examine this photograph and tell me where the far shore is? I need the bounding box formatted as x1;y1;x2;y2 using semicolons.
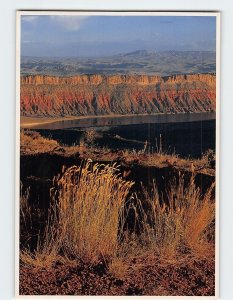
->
20;112;216;129
20;113;167;128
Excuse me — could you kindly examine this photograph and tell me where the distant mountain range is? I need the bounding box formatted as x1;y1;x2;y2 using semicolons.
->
20;73;216;117
21;50;216;77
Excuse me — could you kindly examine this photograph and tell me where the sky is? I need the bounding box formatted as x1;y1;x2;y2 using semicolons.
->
21;15;216;57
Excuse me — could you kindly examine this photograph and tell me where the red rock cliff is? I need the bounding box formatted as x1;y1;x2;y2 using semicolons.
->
20;74;216;117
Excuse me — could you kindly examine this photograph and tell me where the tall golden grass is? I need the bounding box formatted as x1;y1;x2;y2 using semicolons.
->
137;173;215;258
52;160;134;264
20;161;215;270
21;160;134;266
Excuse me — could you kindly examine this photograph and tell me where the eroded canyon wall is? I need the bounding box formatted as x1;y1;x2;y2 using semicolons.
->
20;74;216;116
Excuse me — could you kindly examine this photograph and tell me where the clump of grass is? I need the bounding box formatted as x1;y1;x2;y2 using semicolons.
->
201;149;216;168
21;161;134;267
137;173;215;258
42;160;133;265
20;190;61;268
84;129;99;145
20;230;59;268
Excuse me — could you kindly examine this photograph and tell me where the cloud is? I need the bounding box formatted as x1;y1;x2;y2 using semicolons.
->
22;16;38;23
49;16;89;31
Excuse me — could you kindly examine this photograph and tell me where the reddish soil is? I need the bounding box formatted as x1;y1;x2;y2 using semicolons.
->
20;73;216;117
20;255;215;296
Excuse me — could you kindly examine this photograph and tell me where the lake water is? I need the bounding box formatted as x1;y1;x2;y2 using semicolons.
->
34;113;216;159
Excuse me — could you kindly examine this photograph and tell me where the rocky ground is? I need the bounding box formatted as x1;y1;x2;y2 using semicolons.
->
20;254;215;296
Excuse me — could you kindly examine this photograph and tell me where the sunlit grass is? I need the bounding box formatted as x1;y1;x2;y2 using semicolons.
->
136;173;215;258
20;160;215;273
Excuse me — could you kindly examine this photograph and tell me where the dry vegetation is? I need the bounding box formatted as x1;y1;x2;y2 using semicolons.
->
20;130;215;176
137;174;215;258
20;159;215;295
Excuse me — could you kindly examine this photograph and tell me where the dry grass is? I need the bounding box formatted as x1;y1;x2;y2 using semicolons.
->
21;161;134;266
20;159;215;273
137;173;215;258
20;130;59;155
20;239;59;269
123;147;215;175
20;130;215;176
108;256;129;279
52;161;134;264
20;185;31;230
20;190;61;268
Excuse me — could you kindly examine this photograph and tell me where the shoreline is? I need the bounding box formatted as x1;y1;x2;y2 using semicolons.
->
20;112;216;129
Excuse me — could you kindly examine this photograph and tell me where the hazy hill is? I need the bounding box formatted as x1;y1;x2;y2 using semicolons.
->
21;50;216;77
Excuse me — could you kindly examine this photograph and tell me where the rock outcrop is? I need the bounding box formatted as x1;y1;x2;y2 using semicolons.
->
20;73;216;117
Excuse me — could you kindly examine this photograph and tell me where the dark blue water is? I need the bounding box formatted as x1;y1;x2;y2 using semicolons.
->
34;113;216;159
